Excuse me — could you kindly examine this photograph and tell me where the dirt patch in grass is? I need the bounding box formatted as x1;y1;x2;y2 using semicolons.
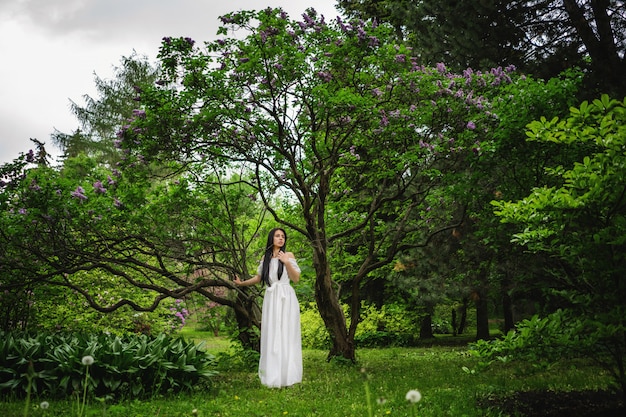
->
478;389;624;416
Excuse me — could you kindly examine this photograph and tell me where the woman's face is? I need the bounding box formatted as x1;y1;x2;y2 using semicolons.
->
273;229;286;248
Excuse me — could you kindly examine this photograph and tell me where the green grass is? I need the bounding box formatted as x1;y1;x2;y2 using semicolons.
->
177;327;232;353
1;339;613;417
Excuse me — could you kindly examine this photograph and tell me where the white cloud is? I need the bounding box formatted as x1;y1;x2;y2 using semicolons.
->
0;0;340;164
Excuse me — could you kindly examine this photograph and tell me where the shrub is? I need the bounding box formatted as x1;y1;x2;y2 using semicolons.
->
300;302;421;348
470;310;590;368
300;302;331;349
354;303;420;347
0;331;217;400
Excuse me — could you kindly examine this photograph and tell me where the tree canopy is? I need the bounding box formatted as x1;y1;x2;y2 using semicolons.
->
338;0;626;95
1;5;610;365
114;7;578;359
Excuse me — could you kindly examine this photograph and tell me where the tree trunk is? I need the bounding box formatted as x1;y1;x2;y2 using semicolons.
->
419;313;434;340
562;0;626;95
472;262;492;340
457;297;468;335
312;245;354;361
502;278;515;334
475;289;490;340
233;292;261;351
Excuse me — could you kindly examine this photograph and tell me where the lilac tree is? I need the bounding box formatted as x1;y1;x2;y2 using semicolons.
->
116;7;524;360
0;148;268;346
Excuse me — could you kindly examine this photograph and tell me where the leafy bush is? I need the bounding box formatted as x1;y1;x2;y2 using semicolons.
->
0;331;217;400
300;302;331;349
354;303;420;347
470;307;626;394
469;309;613;370
300;302;421;348
214;327;261;372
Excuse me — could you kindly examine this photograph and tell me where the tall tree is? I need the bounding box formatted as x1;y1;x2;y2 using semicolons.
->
118;8;529;360
53;53;159;164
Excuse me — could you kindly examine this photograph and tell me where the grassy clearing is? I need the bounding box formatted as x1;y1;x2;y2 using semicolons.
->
0;337;613;417
177;327;231;353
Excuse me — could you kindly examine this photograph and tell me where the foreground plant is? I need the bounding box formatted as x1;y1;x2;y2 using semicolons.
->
0;332;217;400
76;355;94;417
406;389;422;416
22;361;34;417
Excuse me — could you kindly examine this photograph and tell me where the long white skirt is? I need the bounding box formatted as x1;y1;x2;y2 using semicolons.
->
258;281;302;388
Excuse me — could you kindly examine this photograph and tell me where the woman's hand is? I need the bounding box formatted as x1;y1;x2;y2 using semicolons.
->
276;250;292;263
234;274;260;287
278;251;300;283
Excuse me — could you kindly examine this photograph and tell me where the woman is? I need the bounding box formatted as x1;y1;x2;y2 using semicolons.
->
234;227;302;388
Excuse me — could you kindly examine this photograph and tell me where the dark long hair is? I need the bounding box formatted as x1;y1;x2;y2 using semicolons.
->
260;228;287;286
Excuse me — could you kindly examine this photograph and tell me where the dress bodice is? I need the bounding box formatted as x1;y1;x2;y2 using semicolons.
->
257;257;300;285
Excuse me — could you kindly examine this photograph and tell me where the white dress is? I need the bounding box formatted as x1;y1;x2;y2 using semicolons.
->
257;257;302;388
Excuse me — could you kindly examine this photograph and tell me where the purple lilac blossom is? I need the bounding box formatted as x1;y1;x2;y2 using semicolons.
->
336;16;349;32
132;109;146;118
93;180;107;194
357;27;367;41
302;12;315;27
379;110;389;127
71;186;88;201
317;71;332;82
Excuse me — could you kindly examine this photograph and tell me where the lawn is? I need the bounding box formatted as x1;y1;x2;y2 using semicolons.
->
1;331;618;417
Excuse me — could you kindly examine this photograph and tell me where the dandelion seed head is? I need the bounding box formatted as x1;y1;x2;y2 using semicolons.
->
81;355;95;366
40;401;49;409
405;389;422;403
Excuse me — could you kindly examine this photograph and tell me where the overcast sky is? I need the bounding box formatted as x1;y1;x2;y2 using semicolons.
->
0;0;340;164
